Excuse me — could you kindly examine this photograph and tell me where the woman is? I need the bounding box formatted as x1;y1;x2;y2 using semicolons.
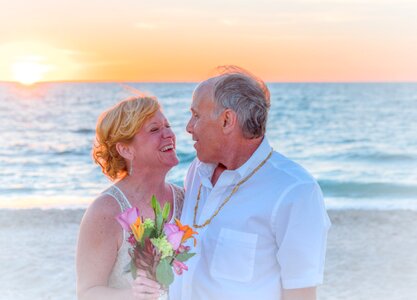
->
76;95;184;300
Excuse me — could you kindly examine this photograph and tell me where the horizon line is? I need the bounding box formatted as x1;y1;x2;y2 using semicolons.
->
1;79;417;85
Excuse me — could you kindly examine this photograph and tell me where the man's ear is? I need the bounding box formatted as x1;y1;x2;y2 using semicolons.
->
116;142;133;160
221;108;237;135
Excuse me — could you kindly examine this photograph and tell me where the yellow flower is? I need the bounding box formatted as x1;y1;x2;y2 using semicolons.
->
130;217;144;242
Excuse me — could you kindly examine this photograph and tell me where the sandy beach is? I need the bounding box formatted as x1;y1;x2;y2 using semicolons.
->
1;209;416;300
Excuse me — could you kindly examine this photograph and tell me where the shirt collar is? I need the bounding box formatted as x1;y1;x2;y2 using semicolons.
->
234;136;272;180
196;136;273;187
197;161;217;188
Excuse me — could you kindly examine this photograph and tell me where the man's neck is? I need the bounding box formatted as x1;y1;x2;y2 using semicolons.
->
211;136;263;186
221;137;263;170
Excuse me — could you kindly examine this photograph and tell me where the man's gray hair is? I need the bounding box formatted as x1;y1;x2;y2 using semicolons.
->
212;66;271;139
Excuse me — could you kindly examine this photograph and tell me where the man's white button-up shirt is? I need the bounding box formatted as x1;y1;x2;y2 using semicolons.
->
170;137;331;300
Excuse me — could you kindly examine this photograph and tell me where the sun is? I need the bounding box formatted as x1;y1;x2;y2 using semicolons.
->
11;60;49;85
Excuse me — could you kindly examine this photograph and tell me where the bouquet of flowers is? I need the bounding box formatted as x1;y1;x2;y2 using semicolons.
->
115;196;197;287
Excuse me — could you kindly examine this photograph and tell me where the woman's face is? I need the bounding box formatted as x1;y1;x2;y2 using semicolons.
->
131;109;179;171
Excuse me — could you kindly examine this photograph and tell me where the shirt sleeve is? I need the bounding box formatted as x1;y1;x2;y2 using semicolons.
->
272;181;331;289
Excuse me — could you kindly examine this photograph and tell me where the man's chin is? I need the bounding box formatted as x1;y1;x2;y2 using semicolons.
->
194;144;217;163
196;152;214;164
195;151;205;162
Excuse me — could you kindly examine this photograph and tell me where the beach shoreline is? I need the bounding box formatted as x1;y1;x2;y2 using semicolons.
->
1;208;416;300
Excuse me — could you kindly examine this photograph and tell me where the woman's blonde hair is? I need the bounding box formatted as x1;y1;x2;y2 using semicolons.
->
92;96;160;180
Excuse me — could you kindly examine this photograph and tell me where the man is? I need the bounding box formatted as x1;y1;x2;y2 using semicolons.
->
170;66;331;300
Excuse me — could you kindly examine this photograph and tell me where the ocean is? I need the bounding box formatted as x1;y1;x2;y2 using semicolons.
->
1;82;416;209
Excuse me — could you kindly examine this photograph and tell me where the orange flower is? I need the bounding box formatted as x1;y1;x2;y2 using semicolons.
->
175;219;198;246
130;217;144;242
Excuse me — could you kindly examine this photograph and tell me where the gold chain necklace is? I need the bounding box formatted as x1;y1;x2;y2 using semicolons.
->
193;149;273;228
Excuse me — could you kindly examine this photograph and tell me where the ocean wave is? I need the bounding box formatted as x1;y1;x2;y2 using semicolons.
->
14;146;90;157
339;152;416;162
0;187;36;194
308;151;417;163
53;149;87;156
319;180;417;199
72;128;95;134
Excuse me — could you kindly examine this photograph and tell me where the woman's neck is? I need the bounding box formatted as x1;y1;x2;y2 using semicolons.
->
116;168;170;209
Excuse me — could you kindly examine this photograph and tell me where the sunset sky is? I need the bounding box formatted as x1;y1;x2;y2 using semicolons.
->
0;0;416;83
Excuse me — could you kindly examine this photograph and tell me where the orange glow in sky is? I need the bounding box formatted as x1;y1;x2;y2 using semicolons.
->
0;0;416;83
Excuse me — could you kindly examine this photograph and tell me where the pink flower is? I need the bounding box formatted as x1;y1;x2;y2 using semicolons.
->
164;223;179;236
177;245;190;254
172;259;188;275
163;223;184;251
115;207;140;232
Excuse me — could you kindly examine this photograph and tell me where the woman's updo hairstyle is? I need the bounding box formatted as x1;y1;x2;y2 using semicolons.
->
92;96;160;180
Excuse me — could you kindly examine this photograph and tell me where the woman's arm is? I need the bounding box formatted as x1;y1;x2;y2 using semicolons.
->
76;195;161;300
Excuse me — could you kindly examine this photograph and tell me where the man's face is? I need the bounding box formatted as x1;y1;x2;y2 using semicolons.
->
186;84;224;163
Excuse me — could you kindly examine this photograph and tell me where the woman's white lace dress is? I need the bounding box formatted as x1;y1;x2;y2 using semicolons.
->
103;184;184;298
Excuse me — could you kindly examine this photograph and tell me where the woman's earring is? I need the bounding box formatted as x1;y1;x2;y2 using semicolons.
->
129;159;133;176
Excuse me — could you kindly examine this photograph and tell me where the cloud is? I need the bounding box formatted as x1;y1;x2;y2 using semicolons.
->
134;22;157;30
294;0;415;3
57;48;96;57
220;19;238;26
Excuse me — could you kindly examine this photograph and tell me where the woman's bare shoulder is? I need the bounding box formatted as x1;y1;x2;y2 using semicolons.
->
80;194;121;230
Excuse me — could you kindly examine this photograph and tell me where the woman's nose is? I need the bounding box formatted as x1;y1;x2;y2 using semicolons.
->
163;127;175;138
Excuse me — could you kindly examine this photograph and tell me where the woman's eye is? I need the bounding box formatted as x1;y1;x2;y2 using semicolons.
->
166;124;171;128
150;128;159;132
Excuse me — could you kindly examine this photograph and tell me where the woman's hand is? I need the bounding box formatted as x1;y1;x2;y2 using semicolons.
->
131;269;164;300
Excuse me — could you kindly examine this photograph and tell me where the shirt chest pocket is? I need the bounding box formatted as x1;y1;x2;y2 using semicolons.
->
210;228;258;283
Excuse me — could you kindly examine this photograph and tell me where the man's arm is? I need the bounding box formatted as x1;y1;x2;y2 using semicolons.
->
282;287;316;300
274;182;330;299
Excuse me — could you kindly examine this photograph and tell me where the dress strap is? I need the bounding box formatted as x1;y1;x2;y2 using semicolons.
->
103;184;183;220
102;185;132;213
170;184;185;221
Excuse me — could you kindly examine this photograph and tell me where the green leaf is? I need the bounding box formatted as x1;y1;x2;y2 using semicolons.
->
156;214;163;235
142;226;155;240
151;195;161;215
151;195;157;210
175;252;196;262
130;260;137;280
156;257;174;286
162;202;171;221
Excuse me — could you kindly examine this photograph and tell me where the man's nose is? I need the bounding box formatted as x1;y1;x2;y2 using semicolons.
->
186;118;193;134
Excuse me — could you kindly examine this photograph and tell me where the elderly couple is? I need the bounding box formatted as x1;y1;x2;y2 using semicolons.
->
76;66;331;300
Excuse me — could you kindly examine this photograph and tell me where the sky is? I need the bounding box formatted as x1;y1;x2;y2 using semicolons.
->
0;0;416;83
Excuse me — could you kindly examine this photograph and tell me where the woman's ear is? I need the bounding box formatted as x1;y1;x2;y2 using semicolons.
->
221;108;237;135
116;142;133;160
